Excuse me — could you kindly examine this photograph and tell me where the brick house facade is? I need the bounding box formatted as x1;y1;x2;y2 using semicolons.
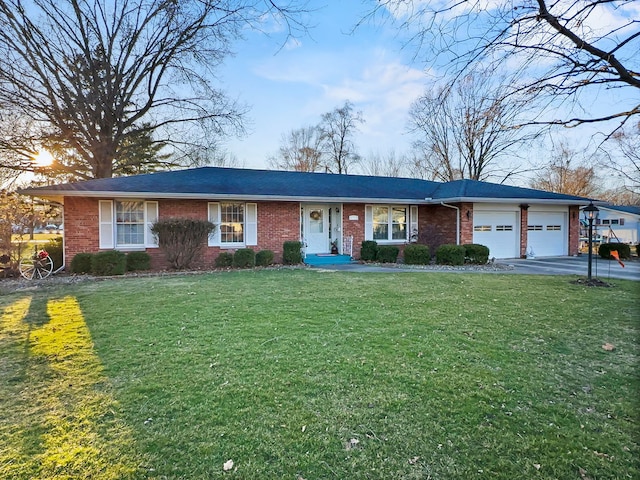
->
22;167;588;270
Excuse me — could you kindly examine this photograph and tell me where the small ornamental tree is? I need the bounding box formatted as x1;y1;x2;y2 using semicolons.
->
151;218;215;270
0;190;39;272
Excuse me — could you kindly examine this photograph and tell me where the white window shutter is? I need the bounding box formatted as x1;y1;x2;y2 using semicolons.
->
99;200;114;249
245;203;258;246
208;202;220;246
145;201;159;247
364;205;373;240
410;205;419;242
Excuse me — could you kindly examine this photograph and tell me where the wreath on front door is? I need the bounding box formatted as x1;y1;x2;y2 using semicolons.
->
310;210;321;221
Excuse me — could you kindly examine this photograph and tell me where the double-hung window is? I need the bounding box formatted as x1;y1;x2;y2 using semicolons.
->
365;205;418;242
99;200;158;249
208;202;257;247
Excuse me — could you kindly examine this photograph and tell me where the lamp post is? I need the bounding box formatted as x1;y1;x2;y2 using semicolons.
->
584;202;599;281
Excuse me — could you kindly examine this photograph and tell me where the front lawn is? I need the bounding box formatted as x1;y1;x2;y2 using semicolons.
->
1;270;638;479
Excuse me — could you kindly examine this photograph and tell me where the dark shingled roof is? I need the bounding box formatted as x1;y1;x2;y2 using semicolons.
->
599;205;640;216
20;166;592;204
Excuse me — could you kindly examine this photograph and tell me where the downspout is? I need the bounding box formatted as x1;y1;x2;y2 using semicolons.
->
440;202;460;245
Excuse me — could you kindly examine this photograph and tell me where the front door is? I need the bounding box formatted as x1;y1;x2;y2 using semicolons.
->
304;205;329;253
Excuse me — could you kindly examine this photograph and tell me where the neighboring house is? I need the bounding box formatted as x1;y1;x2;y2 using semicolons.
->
20;167;591;269
589;205;640;245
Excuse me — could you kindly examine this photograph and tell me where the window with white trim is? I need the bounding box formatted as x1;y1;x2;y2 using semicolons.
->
99;200;158;249
365;205;414;242
208;202;257;247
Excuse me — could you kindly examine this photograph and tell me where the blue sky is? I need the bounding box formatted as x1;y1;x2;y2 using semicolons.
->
217;0;639;183
220;2;425;169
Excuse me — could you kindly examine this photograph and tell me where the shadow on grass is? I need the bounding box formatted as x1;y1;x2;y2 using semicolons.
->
0;294;145;480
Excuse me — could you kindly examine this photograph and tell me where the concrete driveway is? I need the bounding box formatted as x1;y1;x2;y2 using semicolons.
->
315;256;640;281
498;256;640;281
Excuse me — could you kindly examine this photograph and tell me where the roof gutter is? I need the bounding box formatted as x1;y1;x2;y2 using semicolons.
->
440;202;460;245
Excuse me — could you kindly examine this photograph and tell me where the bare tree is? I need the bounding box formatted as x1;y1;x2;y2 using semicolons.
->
268;126;324;172
368;0;640;129
319;101;365;174
605;121;640;197
0;0;306;180
360;150;408;177
408;70;539;182
530;144;600;197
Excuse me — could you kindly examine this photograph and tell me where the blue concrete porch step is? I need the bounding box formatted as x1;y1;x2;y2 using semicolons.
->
304;254;353;266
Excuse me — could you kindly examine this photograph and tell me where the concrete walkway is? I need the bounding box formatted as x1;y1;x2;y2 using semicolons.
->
312;256;640;281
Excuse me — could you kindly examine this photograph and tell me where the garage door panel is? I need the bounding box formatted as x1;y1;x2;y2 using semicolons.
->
527;212;566;257
473;212;519;259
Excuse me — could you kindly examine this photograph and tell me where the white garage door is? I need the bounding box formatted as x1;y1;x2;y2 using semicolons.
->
473;212;519;259
527;212;566;257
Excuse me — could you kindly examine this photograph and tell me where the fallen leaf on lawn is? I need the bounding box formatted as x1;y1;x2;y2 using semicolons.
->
409;456;420;465
578;467;592;480
602;343;615;351
533;464;541;470
301;425;306;432
593;451;613;461
223;460;234;471
345;438;360;450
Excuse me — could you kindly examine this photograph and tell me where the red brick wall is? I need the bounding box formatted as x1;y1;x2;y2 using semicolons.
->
419;204;461;251
568;205;580;256
64;197;100;264
62;197;302;269
342;204;365;259
520;206;529;258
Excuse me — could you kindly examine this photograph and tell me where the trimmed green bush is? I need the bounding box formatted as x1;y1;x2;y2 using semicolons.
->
151;218;215;269
126;251;151;271
376;245;399;263
44;236;63;270
91;250;126;276
636;244;640;257
361;240;378;261
70;252;93;274
464;243;490;264
215;252;233;268
599;242;631;260
436;244;466;265
283;241;303;265
404;244;430;265
255;250;274;267
233;248;256;268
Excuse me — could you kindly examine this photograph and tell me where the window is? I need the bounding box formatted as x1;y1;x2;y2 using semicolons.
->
474;225;492;232
99;200;158;249
208;202;257;247
496;225;513;232
611;219;619;225
546;225;561;231
528;225;543;231
602;219;610;225
116;201;145;245
221;202;244;243
365;205;413;242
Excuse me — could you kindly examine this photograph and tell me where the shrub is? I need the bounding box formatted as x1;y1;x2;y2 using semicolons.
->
404;244;430;265
376;245;399;263
256;250;274;267
44;236;63;270
215;252;233;268
91;250;126;276
436;244;466;265
283;241;303;265
464;244;490;264
233;248;256;268
126;251;151;271
360;240;378;261
70;252;93;274
151;218;215;269
599;242;631;260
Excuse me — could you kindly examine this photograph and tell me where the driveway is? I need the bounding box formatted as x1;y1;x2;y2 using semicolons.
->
315;256;640;281
498;256;640;281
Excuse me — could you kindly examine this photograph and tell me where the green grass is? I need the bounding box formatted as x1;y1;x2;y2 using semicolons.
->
1;270;638;479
